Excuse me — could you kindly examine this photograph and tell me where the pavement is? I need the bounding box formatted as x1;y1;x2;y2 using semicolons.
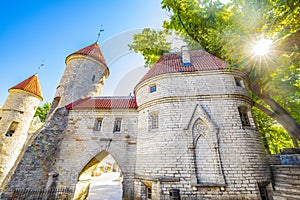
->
87;172;122;200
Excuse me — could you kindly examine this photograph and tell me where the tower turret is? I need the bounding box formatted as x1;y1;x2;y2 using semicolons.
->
52;43;109;109
0;74;43;190
134;50;270;199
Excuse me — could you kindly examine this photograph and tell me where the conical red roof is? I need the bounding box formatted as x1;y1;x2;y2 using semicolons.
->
9;74;43;101
66;43;107;66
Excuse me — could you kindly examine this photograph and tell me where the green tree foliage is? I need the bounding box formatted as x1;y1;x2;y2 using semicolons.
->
34;102;51;122
129;0;300;151
128;28;171;67
253;107;294;154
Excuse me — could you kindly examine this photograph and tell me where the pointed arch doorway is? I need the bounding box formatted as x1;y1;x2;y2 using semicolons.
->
73;151;123;200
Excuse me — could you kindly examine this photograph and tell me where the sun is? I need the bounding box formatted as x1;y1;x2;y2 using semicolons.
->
253;39;272;56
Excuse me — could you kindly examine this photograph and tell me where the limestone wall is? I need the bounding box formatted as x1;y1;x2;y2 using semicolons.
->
2;107;69;199
54;57;107;107
272;165;300;199
54;108;138;199
135;70;249;107
0;92;40;191
134;70;271;199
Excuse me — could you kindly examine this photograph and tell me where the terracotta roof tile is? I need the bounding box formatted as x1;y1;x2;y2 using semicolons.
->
65;96;138;110
138;50;228;84
9;75;43;101
66;43;107;66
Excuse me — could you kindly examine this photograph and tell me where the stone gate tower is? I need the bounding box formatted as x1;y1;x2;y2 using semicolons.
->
0;74;43;191
50;42;109;111
134;49;271;199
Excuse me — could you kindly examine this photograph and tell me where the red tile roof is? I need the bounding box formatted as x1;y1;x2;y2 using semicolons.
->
9;74;43;101
66;43;107;67
138;50;228;84
65;96;138;110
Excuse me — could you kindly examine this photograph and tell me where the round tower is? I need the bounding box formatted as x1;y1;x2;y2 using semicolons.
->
134;49;271;199
52;42;109;109
0;74;43;190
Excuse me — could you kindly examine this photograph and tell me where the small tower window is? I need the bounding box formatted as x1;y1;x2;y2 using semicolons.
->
146;186;152;199
5;121;19;137
92;75;96;82
150;85;156;93
113;118;122;132
94;118;103;131
151;113;158;129
238;106;251;126
234;77;245;88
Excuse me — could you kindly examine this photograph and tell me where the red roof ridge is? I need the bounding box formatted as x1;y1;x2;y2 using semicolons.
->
65;96;138;110
65;96;91;110
9;74;43;101
91;96;135;100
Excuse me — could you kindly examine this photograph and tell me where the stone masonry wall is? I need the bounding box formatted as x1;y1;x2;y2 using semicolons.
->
2;107;69;199
272;165;300;199
54;57;107;107
0;92;40;191
54;108;138;199
134;70;271;199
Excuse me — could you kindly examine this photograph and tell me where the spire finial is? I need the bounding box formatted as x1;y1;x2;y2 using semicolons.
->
96;25;104;43
36;60;44;74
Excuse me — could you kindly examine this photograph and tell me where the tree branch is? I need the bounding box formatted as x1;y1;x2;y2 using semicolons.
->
173;0;201;44
254;99;300;141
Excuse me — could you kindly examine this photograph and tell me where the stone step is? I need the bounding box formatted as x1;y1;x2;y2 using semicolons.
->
272;168;300;176
274;182;300;190
273;191;300;200
273;179;300;186
273;173;300;181
272;166;300;173
273;180;300;187
274;185;300;196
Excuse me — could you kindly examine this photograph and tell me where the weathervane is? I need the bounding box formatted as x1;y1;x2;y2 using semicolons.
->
36;60;44;74
38;60;44;70
96;25;104;43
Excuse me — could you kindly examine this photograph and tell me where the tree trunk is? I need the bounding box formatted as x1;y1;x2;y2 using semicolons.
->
253;98;300;142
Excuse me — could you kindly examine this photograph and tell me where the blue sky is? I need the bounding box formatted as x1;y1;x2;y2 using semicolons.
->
0;0;168;104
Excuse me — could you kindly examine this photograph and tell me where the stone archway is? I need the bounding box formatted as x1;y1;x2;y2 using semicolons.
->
54;133;136;200
73;150;122;200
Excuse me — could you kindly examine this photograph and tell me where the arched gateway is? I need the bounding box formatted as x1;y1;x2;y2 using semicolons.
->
74;151;125;199
56;97;138;199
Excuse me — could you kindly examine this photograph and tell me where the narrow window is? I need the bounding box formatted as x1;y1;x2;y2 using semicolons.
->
95;118;103;131
150;85;156;93
92;74;96;82
114;118;122;132
151;113;158;129
146;186;152;199
0;117;2;120
5;121;18;137
238;106;250;126
234;77;244;88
